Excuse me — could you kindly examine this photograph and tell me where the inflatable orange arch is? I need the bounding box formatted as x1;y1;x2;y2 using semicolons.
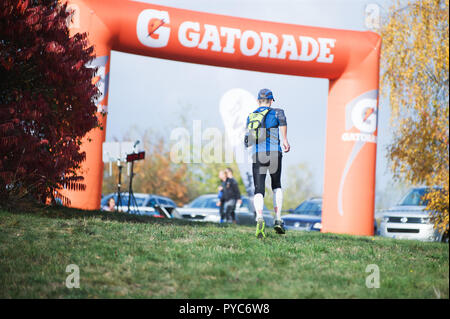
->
63;0;381;236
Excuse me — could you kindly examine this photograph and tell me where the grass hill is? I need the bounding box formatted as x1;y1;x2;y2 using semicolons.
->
0;205;448;298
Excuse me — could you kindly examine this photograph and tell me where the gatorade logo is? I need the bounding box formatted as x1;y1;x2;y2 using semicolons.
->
136;9;336;64
342;90;378;143
337;90;378;216
137;9;171;48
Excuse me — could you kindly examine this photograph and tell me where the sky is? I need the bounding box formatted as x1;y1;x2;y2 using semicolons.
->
105;0;403;207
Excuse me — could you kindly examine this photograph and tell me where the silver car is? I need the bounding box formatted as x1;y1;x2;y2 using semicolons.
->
177;194;274;226
379;187;447;242
101;193;181;219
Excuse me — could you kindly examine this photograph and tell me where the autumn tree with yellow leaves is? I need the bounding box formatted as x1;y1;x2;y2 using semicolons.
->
381;0;449;236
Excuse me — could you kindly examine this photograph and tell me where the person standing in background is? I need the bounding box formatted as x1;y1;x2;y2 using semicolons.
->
217;170;228;223
223;167;242;224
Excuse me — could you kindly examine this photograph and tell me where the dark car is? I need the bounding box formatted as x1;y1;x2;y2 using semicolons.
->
100;193;181;218
282;197;378;234
282;197;323;231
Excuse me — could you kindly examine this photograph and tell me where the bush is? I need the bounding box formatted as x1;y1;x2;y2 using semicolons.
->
0;0;99;205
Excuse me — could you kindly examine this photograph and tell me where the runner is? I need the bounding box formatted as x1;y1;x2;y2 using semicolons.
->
245;88;290;238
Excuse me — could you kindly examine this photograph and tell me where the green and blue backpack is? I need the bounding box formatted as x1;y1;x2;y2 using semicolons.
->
246;107;271;144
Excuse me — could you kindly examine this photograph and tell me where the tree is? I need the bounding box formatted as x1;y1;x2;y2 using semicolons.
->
185;161;246;201
167;102;247;201
0;0;99;205
102;128;191;206
133;137;190;206
102;125;247;206
102;132;190;206
380;0;449;235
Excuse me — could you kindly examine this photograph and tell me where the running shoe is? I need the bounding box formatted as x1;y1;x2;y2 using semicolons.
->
274;219;286;234
255;218;266;239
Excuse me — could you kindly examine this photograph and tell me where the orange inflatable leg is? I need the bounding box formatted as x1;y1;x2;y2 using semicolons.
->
321;35;381;236
62;113;107;210
62;0;112;210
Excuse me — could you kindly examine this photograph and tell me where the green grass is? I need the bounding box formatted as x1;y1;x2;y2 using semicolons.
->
0;205;448;298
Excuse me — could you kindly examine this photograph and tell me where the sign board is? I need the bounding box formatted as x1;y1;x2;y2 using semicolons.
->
102;141;134;163
126;151;145;162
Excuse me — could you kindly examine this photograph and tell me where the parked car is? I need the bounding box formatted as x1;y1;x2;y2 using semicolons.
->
282;197;323;232
379;187;447;242
282;197;378;234
100;193;181;219
177;194;274;226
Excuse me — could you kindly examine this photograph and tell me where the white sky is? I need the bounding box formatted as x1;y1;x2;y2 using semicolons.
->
105;0;397;203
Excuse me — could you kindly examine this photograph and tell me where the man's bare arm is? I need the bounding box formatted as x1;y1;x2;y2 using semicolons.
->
280;125;290;152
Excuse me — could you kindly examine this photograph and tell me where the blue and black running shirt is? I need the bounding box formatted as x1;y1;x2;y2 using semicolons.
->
246;107;287;154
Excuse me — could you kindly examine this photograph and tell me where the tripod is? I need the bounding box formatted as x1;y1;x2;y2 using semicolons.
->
127;160;140;214
116;160;123;212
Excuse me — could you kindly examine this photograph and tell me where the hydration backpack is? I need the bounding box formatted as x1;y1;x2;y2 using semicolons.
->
245;108;271;146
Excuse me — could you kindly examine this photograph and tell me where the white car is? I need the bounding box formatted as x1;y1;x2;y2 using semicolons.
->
177;194;274;226
379;187;447;242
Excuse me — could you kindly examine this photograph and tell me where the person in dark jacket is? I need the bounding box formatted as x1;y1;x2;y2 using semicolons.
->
217;170;227;223
223;167;242;224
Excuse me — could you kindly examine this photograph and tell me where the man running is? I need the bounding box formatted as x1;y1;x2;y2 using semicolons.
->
245;88;290;238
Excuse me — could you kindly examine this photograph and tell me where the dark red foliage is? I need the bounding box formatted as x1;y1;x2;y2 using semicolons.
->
0;0;99;204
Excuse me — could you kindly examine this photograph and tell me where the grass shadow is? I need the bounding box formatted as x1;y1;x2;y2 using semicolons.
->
0;203;221;228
